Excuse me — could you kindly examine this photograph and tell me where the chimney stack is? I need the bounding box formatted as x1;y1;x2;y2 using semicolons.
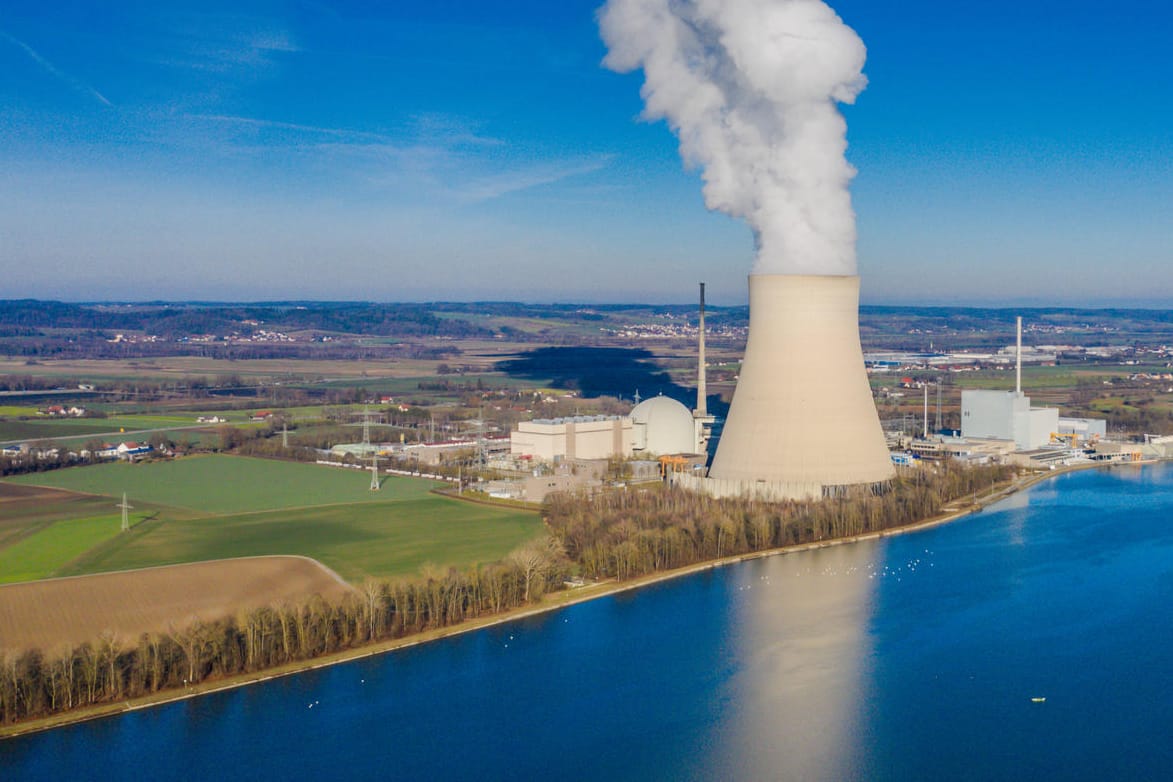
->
696;282;708;418
1016;316;1023;396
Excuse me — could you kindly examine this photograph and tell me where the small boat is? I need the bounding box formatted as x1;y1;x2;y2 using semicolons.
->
1031;697;1046;703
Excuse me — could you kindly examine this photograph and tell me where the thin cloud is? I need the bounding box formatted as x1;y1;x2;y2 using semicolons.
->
451;156;613;203
149;21;299;74
0;29;112;106
189;113;394;143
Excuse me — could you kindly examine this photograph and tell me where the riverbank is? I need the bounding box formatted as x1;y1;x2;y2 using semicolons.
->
0;461;1126;739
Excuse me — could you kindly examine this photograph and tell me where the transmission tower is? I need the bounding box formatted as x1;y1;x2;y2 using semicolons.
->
282;422;289;449
369;452;380;491
116;492;133;532
362;405;371;446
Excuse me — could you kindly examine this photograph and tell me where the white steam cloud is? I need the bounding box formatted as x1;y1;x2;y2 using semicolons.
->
599;0;867;276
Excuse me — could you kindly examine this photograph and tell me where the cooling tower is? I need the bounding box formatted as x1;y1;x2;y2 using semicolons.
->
704;274;894;500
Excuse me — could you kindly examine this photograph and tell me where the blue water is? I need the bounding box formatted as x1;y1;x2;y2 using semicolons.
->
3;464;1172;781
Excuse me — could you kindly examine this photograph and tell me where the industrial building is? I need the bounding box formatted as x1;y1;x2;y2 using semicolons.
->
510;415;633;462
960;389;1058;451
631;394;706;456
510;284;714;465
1058;417;1107;441
959;317;1075;451
678;274;895;501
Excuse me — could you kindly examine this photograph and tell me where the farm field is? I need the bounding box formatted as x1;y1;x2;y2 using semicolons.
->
5;454;440;514
61;496;542;582
0;556;353;651
0;515;124;584
0;484;116;550
2;455;544;584
0;420;130;441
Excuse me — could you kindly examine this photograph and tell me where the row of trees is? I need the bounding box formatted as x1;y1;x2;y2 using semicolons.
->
544;461;1016;582
0;539;567;725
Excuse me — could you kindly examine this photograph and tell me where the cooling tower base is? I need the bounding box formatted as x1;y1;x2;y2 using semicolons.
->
706;274;896;490
671;473;891;502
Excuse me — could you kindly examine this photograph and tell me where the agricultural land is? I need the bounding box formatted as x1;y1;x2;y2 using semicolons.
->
0;556;352;651
1;455;542;585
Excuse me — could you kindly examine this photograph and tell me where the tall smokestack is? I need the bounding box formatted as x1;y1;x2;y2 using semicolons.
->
705;274;894;498
1016;316;1023;396
696;282;708;418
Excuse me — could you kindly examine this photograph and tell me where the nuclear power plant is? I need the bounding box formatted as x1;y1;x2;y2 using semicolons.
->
677;274;895;501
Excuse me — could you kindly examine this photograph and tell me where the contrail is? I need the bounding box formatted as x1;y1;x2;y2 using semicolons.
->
598;0;867;276
1;29;113;106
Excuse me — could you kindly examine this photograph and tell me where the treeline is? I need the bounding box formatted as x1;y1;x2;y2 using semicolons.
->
0;301;496;341
0;539;567;725
0;338;462;362
544;461;1016;581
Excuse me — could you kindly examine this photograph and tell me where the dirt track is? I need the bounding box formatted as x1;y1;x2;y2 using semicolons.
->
0;556;353;652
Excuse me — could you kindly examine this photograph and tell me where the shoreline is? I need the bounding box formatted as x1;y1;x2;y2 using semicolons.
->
0;460;1137;740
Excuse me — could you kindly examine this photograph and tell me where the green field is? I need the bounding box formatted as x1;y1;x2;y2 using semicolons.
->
0;420;127;441
2;455;543;583
6;454;439;514
0;406;41;417
58;498;540;582
0;514;125;584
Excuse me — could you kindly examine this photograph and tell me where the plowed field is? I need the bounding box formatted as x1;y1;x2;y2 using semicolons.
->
0;556;352;652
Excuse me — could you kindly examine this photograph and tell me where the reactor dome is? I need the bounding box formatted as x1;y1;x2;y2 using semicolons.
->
631;395;698;455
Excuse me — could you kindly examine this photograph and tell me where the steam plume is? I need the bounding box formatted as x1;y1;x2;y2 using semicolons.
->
599;0;866;275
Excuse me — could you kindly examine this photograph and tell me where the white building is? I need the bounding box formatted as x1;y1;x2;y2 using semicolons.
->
510;415;633;462
630;395;705;456
1058;416;1107;441
961;390;1058;450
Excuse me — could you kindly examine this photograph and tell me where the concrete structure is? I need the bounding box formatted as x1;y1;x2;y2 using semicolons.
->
631;395;704;456
688;274;895;501
1090;441;1144;463
960;390;1058;450
510;415;633;462
960;316;1060;451
1008;447;1086;469
1058;416;1107;442
1142;434;1173;460
909;435;1017;462
693;282;716;453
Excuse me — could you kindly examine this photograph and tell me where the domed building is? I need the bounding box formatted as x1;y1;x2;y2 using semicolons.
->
631;394;704;456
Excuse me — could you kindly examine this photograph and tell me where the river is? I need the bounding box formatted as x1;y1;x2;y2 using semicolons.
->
3;463;1172;780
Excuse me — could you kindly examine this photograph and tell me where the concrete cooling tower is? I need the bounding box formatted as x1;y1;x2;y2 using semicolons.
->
682;274;894;501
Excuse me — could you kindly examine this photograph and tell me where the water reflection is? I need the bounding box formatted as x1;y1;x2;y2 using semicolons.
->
709;543;883;780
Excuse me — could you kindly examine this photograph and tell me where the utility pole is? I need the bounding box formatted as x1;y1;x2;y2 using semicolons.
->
117;492;133;532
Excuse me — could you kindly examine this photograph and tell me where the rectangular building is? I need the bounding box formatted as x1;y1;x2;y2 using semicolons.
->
511;415;633;462
961;389;1058;450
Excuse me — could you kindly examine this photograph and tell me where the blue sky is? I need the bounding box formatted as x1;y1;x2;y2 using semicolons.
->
1;0;1168;305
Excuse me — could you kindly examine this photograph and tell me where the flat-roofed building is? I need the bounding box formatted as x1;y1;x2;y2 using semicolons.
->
961;389;1058;450
510;415;633;462
1058;417;1107;442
